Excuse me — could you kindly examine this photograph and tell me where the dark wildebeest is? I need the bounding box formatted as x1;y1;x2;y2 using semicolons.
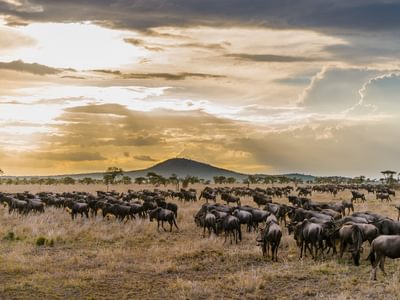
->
103;204;135;222
199;190;217;203
257;220;282;261
149;207;179;232
203;212;217;238
65;201;89;220
373;219;400;235
216;215;242;244
351;191;366;203
342;200;354;215
368;235;400;280
232;209;253;232
338;224;364;266
376;192;391;202
253;193;272;207
26;199;45;214
289;219;324;260
221;193;241;206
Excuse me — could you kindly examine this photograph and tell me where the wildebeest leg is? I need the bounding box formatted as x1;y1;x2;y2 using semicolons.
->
262;241;267;257
203;224;206;238
299;241;304;259
162;220;167;232
157;220;160;231
173;217;179;230
379;256;387;276
339;241;346;258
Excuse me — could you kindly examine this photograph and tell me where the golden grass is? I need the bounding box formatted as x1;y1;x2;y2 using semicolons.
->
0;184;399;299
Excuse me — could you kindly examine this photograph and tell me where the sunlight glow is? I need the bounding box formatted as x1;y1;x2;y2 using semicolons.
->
1;22;147;69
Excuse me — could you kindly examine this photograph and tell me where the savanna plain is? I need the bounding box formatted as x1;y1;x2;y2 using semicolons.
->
0;184;399;300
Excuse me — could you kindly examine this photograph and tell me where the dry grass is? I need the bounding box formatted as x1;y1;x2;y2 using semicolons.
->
0;184;399;299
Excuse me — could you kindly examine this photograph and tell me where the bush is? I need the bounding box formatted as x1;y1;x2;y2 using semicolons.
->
35;236;55;247
36;236;46;246
3;231;15;241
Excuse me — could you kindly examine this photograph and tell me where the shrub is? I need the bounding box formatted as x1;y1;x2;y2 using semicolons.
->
36;236;46;246
3;231;15;241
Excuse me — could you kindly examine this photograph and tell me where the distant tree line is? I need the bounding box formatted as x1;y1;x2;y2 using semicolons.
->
0;167;398;187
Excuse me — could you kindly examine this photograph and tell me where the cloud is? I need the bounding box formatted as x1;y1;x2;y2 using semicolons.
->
134;155;157;162
0;60;62;75
4;1;400;34
30;151;107;161
226;53;325;63
93;69;225;80
299;67;382;113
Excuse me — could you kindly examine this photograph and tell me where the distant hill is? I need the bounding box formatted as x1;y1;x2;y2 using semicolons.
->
125;158;248;181
282;173;316;182
15;158;248;181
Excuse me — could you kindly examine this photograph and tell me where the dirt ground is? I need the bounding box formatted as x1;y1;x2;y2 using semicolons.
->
0;184;399;300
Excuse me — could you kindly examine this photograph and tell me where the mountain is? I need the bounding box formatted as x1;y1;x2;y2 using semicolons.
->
125;158;248;181
282;173;316;182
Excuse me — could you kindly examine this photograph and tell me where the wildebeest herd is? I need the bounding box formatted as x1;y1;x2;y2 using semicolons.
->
0;183;400;280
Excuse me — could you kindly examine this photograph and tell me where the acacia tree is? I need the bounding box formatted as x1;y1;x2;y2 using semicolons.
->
104;167;124;190
134;177;147;185
169;173;180;191
381;170;397;185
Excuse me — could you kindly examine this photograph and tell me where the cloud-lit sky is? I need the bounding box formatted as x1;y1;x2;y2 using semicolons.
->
1;0;400;177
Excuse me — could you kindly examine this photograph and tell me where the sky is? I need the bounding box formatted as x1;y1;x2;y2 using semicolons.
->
1;0;400;178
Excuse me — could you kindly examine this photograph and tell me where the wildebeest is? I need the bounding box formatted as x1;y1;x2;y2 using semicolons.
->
290;219;324;260
376;192;391;202
257;220;282;261
203;212;217;237
149;207;179;232
369;235;400;280
232;209;253;232
338;224;364;266
351;191;366;202
216;215;242;244
221;193;241;206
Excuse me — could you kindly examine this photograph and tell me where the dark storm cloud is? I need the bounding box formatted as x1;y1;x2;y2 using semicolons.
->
226;54;325;63
30;151;107;161
3;1;400;32
0;60;61;75
92;69;225;80
134;155;157;162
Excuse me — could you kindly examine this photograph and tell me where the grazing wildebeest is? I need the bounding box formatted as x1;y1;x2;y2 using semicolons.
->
351;191;366;203
368;235;400;280
216;215;242;244
290;219;324;260
338;224;364;266
203;212;217;238
149;207;179;232
257;220;282;261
